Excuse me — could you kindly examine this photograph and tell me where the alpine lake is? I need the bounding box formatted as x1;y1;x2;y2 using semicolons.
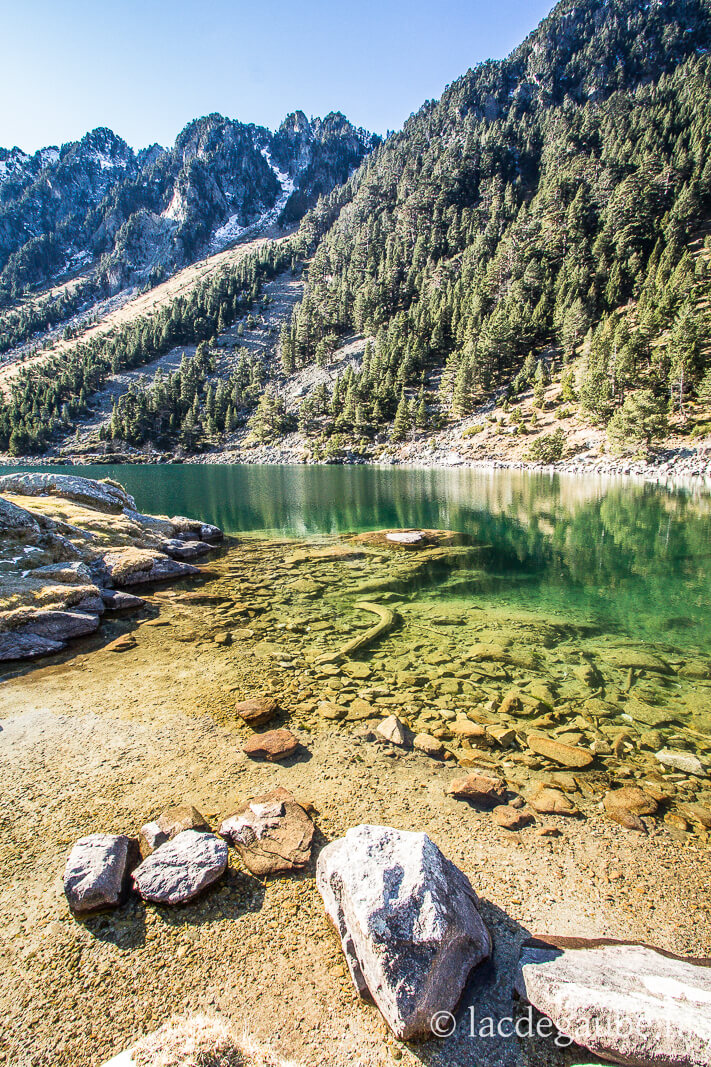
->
3;462;711;766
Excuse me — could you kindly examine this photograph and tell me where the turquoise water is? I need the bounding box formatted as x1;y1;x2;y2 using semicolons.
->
2;463;711;651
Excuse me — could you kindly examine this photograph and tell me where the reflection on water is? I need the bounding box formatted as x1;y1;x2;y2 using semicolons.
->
2;463;710;651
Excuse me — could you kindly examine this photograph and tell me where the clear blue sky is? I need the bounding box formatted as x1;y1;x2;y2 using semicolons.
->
1;0;554;152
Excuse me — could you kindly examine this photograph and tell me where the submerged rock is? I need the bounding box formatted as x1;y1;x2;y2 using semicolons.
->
132;830;227;904
64;833;135;914
220;787;314;876
515;937;711;1067
139;804;211;857
413;732;445;759
526;782;578;816
527;733;593;769
492;805;534;830
316;824;491;1040
604;787;658;832
656;748;706;777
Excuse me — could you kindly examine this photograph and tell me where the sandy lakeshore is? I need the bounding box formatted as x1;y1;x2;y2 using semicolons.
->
1;536;710;1067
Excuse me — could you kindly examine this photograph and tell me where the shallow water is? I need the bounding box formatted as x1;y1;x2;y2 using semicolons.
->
3;462;711;651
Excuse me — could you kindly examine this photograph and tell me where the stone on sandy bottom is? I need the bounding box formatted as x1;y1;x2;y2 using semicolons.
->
492;805;534;830
413;732;445;759
527;733;593;769
243;728;299;762
235;696;279;727
317;700;348;721
220;787;314;876
526;782;578;816
139;804;211;857
603;787;658;832
446;772;507;807
386;531;425;545
656;748;706;777
375;715;413;747
449;718;490;742
515;937;711;1067
104;633;137;653
132;830;227;904
316;824;491;1040
64;833;135;914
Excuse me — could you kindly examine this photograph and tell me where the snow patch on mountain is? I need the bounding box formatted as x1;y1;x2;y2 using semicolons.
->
208;146;296;252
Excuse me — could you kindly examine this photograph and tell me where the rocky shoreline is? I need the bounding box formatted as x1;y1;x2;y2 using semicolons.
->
3;439;711;491
0;472;223;662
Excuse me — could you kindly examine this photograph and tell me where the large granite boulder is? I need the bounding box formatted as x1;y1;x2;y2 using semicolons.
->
0;472;135;512
132;830;227;904
316;824;491;1039
64;833;136;914
515;936;711;1067
220;787;314;876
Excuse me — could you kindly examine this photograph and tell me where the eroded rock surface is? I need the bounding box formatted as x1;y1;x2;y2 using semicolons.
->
515;937;711;1067
220;787;314;876
316;824;491;1039
64;833;135;914
132;830;227;903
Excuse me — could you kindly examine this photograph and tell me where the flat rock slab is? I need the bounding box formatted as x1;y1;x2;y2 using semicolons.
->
526;782;578;816
235;697;279;727
243;728;299;762
317;824;491;1040
527;733;594;769
446;772;507;807
132;830;227;904
64;833;135;914
220;787;314;876
656;748;706;777
516;936;711;1067
386;531;426;545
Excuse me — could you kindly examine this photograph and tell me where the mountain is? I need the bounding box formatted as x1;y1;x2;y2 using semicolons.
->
278;0;711;456
0;111;378;295
2;0;711;462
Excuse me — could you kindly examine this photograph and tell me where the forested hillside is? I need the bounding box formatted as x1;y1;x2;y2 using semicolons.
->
2;0;711;462
276;0;711;456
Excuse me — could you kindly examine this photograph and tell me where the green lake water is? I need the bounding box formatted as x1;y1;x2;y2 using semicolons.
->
2;463;711;656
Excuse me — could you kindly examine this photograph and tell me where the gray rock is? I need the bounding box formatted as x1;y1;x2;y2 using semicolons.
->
316;824;491;1039
0;631;65;660
0;473;135;512
656;748;706;777
132;830;227;903
101;589;147;611
386;531;425;545
0;609;101;661
515;936;711;1066
64;833;135;914
161;538;212;561
0;496;41;535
